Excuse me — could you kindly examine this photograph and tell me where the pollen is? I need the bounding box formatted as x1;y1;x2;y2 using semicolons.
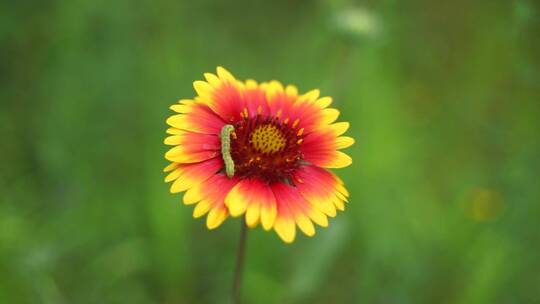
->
250;124;287;154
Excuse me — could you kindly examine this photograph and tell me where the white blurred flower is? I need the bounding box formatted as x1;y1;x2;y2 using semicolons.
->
334;7;379;39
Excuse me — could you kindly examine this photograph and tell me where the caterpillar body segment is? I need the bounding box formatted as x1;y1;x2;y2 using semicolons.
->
220;124;235;178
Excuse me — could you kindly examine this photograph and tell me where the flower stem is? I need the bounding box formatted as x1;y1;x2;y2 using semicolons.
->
232;218;248;304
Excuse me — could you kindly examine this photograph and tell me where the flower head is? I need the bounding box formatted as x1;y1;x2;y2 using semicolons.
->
164;67;354;243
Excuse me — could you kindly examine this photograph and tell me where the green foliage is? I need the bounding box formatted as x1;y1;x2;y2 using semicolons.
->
1;0;539;303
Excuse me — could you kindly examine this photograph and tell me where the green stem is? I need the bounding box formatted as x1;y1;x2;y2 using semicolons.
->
232;218;248;304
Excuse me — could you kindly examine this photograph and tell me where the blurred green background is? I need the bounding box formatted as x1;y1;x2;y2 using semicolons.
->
1;0;539;303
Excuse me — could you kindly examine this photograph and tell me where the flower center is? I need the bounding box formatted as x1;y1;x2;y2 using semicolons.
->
229;112;304;183
250;124;287;154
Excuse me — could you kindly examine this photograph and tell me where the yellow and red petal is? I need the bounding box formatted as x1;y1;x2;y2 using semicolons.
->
166;127;184;135
298;89;320;104
164;129;221;164
206;206;228;229
164;132;220;150
166;103;225;135
165;145;219;163
193;199;212;218
300;122;354;168
334;136;355;149
194;67;246;122
294;105;340;133
265;82;295;117
163;162;179;173
303;150;352;169
242;84;272;118
166;157;223;193
293;165;349;217
271;182;328;243
315;96;333;109
224;178;277;230
183;174;240;229
264;87;341;137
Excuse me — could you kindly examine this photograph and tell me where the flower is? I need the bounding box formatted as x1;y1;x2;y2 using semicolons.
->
164;67;354;243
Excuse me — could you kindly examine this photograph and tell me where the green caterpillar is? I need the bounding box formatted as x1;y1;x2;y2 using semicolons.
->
220;124;235;178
